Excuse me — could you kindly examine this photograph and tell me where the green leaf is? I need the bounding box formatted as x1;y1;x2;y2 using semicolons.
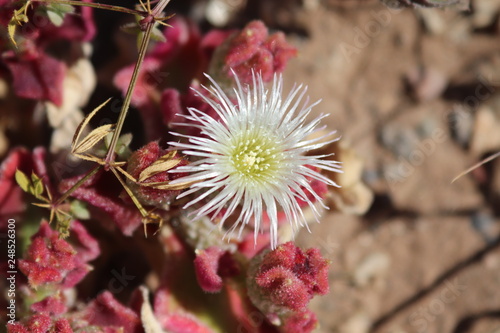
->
31;173;44;198
45;3;74;27
70;200;90;220
7;22;18;47
104;132;133;159
8;6;29;47
55;212;71;238
46;10;64;26
15;169;30;192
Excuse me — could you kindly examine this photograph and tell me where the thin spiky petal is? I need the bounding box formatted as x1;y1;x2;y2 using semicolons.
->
169;72;341;249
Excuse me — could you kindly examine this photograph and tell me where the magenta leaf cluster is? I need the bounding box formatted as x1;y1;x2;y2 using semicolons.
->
0;1;335;332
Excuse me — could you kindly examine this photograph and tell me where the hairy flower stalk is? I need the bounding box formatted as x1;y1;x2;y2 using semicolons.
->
169;72;341;248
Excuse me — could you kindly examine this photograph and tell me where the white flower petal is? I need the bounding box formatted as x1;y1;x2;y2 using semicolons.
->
168;72;341;249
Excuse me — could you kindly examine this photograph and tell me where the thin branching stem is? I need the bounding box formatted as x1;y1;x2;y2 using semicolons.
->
31;0;147;16
104;22;154;168
55;164;102;205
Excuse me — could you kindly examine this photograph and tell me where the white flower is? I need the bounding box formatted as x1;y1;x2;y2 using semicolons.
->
169;72;341;249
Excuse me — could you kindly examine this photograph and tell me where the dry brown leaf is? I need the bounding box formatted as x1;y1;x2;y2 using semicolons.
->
138;151;181;182
71;98;111;152
73;124;115;155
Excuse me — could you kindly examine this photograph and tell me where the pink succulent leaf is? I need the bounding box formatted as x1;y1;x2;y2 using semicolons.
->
193;246;224;293
84;291;141;333
221;20;297;84
150;16;197;62
31;295;67;315
114;57;161;108
61;262;92;288
114;17;206;109
231;48;274;83
18;260;63;287
18;220;97;288
26;313;52;333
160;313;215;333
256;267;310;311
226;286;278;333
59;171;142;236
53;318;74;333
225;21;268;67
0;146;50;220
200;29;234;60
0;148;31;218
160;87;182;126
237;232;271;259
38;0;96;43
280;310;318;333
150;16;205;89
3;46;66;106
262;32;298;74
69;220;100;262
6;323;29;333
161;82;220;137
251;242;330;313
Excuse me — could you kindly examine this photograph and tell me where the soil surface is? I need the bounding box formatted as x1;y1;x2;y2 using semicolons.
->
280;1;500;332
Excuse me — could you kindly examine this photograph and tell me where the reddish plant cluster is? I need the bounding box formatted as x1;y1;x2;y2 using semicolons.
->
0;0;94;105
0;1;334;332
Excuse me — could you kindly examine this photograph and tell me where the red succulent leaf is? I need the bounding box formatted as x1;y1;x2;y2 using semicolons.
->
38;0;96;43
6;323;29;333
84;291;141;333
113;57;161;108
0;147;50;220
225;21;268;67
200;29;234;61
18;220;97;288
26;313;52;333
161;82;221;137
161;313;215;333
3;45;66;106
238;232;271;259
280;310;318;333
18;260;62;286
193;246;239;293
31;295;67;315
252;242;330;312
59;171;142;236
262;32;297;74
53;318;74;333
220;20;297;84
256;267;309;311
69;220;100;262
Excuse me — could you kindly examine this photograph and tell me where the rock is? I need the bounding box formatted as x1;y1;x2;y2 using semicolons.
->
353;252;391;287
470;103;500;156
339;312;372;333
406;67;448;102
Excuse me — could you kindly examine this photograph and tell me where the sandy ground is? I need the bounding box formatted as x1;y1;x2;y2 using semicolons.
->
283;1;500;332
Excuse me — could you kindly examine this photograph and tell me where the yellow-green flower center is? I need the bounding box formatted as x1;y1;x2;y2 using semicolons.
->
230;132;282;180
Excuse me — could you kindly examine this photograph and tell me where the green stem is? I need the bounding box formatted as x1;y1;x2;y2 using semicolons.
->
55;164;102;205
104;22;154;168
31;0;147;16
